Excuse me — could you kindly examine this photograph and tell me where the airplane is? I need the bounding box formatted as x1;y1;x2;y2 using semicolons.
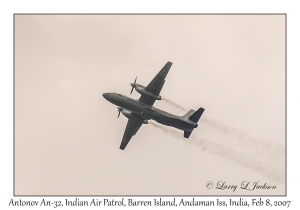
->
103;61;205;150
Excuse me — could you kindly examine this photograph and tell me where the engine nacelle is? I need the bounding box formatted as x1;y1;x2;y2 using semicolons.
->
134;84;145;95
122;109;148;124
135;84;162;100
122;110;131;118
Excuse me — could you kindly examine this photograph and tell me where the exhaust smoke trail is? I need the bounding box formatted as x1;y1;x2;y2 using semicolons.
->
158;97;285;183
162;97;186;112
162;96;284;153
149;121;284;182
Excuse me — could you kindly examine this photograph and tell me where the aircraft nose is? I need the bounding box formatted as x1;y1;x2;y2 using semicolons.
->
102;93;108;99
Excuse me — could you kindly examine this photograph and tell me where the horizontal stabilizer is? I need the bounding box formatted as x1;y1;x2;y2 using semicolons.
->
188;107;205;123
184;131;192;138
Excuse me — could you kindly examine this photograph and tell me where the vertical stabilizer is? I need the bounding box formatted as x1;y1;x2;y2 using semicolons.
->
183;109;195;119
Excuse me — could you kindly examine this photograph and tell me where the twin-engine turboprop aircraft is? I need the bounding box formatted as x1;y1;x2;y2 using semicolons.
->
103;61;205;150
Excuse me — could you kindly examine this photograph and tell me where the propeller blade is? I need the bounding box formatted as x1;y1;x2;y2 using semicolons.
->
130;76;137;95
117;107;123;118
130;86;134;95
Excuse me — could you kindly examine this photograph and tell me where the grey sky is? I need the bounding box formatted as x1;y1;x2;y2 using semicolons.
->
15;15;285;195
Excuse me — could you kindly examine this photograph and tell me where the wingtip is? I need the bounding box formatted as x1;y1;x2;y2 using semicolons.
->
119;143;125;150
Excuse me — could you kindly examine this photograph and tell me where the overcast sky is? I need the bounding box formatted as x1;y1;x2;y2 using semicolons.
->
15;15;285;195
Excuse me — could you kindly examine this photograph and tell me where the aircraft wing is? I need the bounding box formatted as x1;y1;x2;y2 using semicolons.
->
138;61;172;106
120;114;144;150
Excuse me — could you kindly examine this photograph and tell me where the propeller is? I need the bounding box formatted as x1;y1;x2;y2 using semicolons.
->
130;76;137;95
117;107;123;118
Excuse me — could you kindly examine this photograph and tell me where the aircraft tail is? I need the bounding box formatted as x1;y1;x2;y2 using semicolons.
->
184;130;193;138
183;107;205;138
188;107;205;123
183;109;196;119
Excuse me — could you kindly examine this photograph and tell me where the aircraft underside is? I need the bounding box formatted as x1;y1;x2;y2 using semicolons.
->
103;61;204;150
139;108;196;132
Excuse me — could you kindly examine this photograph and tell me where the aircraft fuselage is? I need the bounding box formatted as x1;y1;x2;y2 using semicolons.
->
103;92;197;132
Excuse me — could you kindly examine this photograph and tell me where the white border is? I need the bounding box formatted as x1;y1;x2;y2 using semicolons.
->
1;0;299;209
